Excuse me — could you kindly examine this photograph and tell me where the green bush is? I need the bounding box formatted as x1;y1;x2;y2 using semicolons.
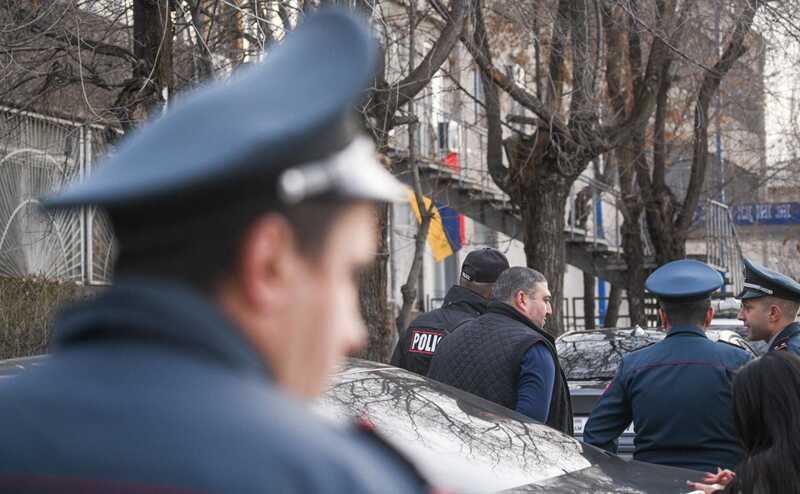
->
0;277;96;359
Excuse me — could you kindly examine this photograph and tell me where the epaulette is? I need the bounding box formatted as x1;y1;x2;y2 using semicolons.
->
773;336;790;352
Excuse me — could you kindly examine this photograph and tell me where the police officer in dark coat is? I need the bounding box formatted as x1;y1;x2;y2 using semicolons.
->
583;260;753;472
391;247;509;375
0;11;431;493
427;267;574;435
737;258;800;355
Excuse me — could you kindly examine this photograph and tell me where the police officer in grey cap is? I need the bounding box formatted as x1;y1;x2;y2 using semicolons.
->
584;260;752;473
737;258;800;355
0;11;430;493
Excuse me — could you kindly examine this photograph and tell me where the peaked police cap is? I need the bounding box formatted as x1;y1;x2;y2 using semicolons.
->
737;258;800;302
645;259;724;302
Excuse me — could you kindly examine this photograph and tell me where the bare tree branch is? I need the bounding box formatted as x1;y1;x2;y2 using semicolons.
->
676;0;760;233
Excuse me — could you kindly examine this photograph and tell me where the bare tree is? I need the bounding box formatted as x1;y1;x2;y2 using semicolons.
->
396;0;437;336
636;0;763;266
459;0;676;335
357;0;468;361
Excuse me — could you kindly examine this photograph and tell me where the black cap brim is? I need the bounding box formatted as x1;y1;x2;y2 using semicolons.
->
736;287;766;300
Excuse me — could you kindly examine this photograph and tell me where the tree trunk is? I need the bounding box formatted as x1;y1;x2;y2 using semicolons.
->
583;272;596;330
133;0;173;114
358;203;394;362
520;171;570;337
604;284;623;328
618;140;648;326
620;210;647;326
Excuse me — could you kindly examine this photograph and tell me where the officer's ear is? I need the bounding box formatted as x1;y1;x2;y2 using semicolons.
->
703;306;715;328
236;213;296;311
764;300;781;323
658;308;669;329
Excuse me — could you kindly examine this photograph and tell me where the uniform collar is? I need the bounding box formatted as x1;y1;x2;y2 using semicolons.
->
53;277;270;378
442;285;489;313
665;324;707;338
770;321;800;349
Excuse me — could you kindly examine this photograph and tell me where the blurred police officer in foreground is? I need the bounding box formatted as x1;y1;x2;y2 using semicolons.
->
0;11;431;493
427;267;573;434
737;258;800;355
391;247;509;375
584;260;753;472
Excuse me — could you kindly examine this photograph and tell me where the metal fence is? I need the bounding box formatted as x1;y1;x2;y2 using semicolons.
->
704;199;744;297
0;106;117;285
562;296;661;333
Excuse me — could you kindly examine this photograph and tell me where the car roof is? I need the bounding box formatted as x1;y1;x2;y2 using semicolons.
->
557;327;755;357
557;327;664;344
323;359;703;492
320;359;591;491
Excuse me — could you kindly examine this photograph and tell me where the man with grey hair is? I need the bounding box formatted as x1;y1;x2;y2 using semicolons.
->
427;267;573;434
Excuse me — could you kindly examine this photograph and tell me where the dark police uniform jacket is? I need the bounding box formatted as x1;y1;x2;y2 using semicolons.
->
426;302;573;435
583;324;753;472
768;321;800;355
0;279;428;493
391;285;487;376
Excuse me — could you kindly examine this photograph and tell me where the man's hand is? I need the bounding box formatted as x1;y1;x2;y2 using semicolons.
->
703;467;736;486
686;467;735;493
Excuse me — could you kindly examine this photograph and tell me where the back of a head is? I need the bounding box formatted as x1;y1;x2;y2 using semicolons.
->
730;352;800;492
459;248;509;299
491;267;546;304
660;299;711;327
645;260;722;329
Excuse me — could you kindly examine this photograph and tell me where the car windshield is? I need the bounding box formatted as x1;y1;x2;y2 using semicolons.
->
314;360;591;492
556;331;664;380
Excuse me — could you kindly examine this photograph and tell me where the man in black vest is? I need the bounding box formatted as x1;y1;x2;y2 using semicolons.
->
391;247;509;375
427;267;573;435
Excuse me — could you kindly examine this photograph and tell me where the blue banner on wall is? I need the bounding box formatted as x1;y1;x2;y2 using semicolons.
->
732;203;800;225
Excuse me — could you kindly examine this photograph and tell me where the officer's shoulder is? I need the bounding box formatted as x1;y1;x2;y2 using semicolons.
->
711;339;753;363
782;333;800;351
621;340;660;365
628;339;661;356
408;307;446;326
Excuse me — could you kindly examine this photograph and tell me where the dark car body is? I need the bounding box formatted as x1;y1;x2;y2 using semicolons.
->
0;355;704;492
556;327;757;458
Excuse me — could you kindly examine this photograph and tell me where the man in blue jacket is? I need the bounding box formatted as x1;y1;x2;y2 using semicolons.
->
427;267;573;435
583;260;753;472
0;11;430;493
737;258;800;355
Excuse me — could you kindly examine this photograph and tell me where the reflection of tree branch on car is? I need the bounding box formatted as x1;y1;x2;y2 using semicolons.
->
322;373;588;471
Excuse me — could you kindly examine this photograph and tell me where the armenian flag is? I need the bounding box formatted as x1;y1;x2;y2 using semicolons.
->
407;189;464;262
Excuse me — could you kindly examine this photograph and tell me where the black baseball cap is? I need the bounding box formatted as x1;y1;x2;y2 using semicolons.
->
460;248;509;283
